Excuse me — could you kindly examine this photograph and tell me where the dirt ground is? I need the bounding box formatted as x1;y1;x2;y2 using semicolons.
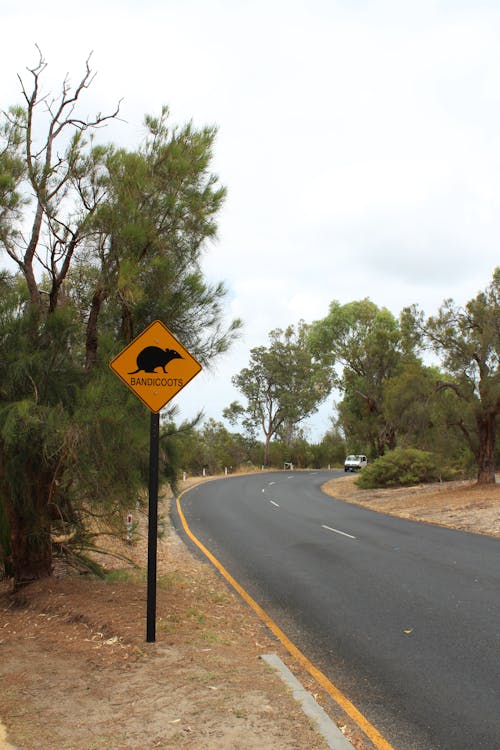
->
1;473;499;750
322;473;500;538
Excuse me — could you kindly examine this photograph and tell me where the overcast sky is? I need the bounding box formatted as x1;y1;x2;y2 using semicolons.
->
2;0;500;440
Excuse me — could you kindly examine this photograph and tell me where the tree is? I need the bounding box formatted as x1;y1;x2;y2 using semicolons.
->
170;419;261;476
224;322;332;466
309;299;417;457
199;419;256;474
0;51;240;587
1;50;120;312
310;422;346;468
406;269;499;484
380;362;469;468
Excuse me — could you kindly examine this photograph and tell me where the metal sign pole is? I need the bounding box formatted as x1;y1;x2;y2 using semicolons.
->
146;411;160;643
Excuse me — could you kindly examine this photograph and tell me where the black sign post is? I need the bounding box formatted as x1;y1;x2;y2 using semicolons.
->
146;412;160;643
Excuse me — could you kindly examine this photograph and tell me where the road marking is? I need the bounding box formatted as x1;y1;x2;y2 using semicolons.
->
177;487;396;750
322;524;357;540
269;481;276;485
270;500;280;508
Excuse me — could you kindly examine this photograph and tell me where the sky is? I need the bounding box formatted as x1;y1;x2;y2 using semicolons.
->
2;0;500;441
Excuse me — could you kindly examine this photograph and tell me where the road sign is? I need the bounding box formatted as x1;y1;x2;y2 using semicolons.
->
110;321;202;641
109;320;202;413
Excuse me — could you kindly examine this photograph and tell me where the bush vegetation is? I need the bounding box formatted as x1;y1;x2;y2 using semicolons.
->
355;448;451;489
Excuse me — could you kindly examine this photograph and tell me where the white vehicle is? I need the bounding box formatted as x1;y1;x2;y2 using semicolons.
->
344;454;368;472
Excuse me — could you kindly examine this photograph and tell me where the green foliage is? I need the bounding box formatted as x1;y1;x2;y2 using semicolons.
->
269;435;315;469
172;418;262;476
70;370;150;509
0;53;240;586
309;299;418;457
310;424;346;468
406;267;499;483
0;307;150;581
91;111;241;360
356;448;448;489
380;362;466;460
227;322;333;465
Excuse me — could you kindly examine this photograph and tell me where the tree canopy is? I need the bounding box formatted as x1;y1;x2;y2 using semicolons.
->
224;322;332;465
0;51;240;586
307;272;499;482
405;267;500;483
309;299;418;457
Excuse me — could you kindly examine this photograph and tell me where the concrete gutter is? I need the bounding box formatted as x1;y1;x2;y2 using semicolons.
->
261;653;356;750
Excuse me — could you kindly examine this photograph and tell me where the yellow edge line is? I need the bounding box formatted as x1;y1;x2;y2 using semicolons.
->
176;486;397;750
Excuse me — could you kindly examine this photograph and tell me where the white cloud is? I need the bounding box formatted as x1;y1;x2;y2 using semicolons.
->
2;0;500;440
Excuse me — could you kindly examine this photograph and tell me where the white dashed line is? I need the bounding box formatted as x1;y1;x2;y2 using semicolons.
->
322;524;356;540
270;501;280;508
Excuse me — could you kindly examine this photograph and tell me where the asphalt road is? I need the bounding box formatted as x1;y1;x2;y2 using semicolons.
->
174;470;500;750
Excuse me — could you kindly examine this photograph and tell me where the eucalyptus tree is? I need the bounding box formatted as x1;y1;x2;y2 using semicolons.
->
381;361;470;469
0;51;240;587
309;299;417;457
406;268;499;484
224;322;332;466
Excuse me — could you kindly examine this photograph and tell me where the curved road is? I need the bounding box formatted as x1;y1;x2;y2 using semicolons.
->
174;470;500;750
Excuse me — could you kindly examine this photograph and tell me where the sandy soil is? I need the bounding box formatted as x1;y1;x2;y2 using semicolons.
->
1;473;499;750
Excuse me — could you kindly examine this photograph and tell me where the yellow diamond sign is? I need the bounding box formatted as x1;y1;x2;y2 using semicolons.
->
110;320;202;413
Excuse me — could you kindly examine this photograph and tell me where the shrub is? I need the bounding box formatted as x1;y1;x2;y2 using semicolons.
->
356;448;447;489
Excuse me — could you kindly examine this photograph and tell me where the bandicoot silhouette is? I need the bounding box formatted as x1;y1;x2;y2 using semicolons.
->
128;346;182;374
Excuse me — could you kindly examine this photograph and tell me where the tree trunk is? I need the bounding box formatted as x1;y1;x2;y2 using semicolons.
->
476;411;497;484
4;483;52;589
120;301;134;344
264;432;271;467
85;286;107;371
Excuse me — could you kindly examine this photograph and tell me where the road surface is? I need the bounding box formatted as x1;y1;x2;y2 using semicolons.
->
175;470;500;750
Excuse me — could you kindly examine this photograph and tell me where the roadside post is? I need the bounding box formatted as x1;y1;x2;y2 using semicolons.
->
110;320;202;642
126;514;133;544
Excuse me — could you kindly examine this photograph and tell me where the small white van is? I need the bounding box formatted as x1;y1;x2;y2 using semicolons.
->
344;454;368;472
